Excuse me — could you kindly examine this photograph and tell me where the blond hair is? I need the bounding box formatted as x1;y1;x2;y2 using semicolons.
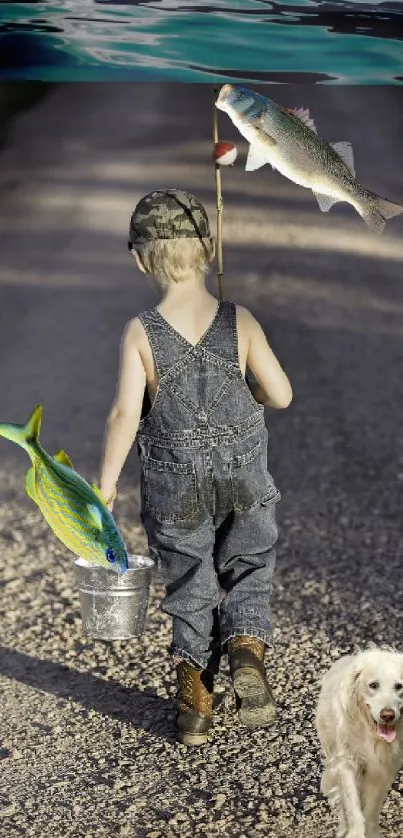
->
135;236;215;288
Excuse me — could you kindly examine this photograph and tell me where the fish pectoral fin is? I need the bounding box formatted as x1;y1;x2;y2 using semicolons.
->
313;191;339;212
25;466;38;503
54;449;74;469
283;106;318;134
92;483;108;506
330;141;355;175
87;503;103;531
245;142;272;172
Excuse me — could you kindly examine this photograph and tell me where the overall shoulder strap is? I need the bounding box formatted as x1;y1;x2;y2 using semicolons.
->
139;308;190;375
201;301;239;365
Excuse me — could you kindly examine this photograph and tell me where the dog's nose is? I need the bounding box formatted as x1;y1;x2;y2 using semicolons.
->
380;708;396;723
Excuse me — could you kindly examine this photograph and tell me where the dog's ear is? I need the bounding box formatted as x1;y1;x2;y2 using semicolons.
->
348;659;364;705
338;657;363;712
351;664;362;687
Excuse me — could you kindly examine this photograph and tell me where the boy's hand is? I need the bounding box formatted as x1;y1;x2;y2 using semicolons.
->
101;485;117;511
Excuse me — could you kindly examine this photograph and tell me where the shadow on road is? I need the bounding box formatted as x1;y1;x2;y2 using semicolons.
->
0;644;178;743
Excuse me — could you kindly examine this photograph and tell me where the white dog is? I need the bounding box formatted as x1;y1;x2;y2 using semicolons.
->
315;647;403;838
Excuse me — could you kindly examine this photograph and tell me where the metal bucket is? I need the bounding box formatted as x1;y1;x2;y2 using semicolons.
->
74;554;155;640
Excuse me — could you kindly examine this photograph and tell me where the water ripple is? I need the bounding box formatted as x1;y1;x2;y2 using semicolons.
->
0;0;403;82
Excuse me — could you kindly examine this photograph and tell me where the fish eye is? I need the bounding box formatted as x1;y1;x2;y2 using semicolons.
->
395;683;403;692
368;681;379;690
106;548;117;564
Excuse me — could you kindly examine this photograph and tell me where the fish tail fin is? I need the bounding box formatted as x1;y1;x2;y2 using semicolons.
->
360;192;403;235
0;404;42;451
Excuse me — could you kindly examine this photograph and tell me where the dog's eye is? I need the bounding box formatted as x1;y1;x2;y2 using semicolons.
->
395;683;403;692
368;681;379;690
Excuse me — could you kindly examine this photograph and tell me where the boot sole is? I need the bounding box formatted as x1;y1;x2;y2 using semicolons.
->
178;730;209;746
232;666;276;727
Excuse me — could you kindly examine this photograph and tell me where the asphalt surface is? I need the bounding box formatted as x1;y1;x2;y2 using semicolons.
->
0;83;403;838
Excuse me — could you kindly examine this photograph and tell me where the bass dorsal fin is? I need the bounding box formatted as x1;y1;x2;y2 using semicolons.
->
282;106;317;134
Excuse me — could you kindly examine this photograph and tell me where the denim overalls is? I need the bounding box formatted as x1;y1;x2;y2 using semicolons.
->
137;301;280;671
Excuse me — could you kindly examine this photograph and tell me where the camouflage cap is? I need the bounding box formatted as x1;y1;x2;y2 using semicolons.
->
129;189;210;246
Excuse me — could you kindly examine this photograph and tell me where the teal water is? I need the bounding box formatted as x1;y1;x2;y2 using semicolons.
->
0;0;403;83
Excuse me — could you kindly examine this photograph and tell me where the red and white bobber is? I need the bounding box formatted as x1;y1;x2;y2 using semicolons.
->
213;141;237;166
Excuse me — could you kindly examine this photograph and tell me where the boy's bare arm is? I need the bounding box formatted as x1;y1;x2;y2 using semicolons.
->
99;319;146;507
241;308;293;409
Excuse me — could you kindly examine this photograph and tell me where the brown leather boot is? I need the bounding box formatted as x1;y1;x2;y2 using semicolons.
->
228;636;276;728
175;660;214;746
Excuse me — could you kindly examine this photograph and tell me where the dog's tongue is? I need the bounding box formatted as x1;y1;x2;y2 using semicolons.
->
376;723;397;742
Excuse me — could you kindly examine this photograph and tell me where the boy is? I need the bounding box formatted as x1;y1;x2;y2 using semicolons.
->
99;189;292;746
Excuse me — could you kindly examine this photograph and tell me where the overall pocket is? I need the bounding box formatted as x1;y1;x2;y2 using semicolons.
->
230;441;280;513
143;456;198;524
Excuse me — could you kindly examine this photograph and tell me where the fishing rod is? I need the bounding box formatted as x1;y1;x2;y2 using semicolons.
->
213;86;224;302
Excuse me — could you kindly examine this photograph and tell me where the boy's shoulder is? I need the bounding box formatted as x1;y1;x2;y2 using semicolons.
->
234;303;259;328
122;315;147;346
234;303;254;317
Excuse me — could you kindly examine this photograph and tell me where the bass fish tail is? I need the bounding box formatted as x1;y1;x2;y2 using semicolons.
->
360;192;403;235
0;404;42;451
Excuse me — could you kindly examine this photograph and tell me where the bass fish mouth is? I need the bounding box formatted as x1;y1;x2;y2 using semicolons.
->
215;83;236;110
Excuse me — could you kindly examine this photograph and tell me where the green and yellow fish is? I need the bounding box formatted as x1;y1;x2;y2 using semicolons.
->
0;405;128;573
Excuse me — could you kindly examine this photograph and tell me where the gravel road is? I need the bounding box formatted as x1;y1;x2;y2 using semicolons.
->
0;83;403;838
